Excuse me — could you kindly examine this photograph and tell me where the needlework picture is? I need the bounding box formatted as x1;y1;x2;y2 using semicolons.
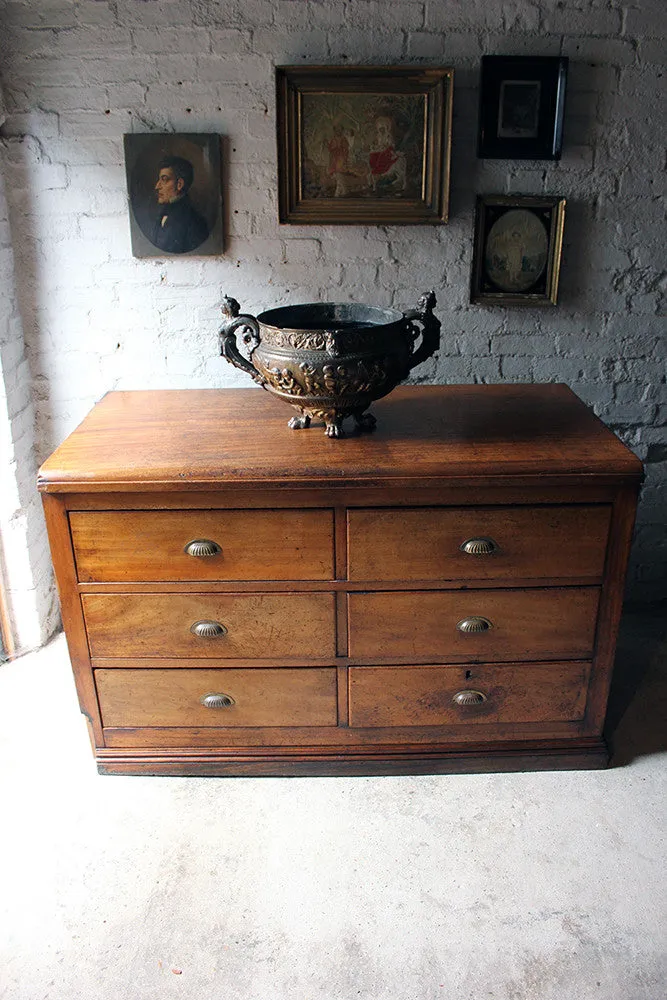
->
277;66;453;224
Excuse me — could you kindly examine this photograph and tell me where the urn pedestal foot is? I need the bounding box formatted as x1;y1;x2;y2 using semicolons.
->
353;410;377;433
325;418;345;439
288;412;311;430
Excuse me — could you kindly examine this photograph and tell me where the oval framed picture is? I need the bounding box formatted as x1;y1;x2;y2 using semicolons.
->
470;195;566;305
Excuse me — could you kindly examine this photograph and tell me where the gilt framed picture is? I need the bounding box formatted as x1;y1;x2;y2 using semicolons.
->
471;195;566;306
477;56;568;160
276;65;454;225
124;133;223;257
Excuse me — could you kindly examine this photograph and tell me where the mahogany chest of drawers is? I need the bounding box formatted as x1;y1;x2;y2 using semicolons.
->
38;385;642;776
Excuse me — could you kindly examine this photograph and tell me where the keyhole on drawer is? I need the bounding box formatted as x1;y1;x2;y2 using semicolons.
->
465;670;472;680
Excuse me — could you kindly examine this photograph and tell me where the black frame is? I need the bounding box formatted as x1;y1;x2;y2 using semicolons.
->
470;194;566;306
477;56;568;160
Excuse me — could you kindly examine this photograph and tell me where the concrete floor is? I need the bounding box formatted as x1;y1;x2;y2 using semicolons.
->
1;608;665;1000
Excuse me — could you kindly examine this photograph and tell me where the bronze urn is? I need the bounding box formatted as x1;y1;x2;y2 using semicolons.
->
219;292;440;437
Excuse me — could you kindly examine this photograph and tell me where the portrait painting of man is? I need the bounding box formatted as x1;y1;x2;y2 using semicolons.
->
124;133;222;258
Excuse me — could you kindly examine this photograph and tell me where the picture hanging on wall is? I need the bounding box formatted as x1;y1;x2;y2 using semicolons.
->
124;133;223;257
276;65;454;225
470;195;566;306
477;56;568;160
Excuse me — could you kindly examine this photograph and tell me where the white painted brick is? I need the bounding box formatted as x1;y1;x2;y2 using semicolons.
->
483;31;563;57
116;1;196;29
307;1;349;30
503;2;541;32
0;0;665;619
425;1;499;31
131;26;211;55
407;31;445;58
58;109;133;137
326;30;406;61
251;27;328;59
46;26;133;57
75;2;119;29
541;7;623;36
208;28;255;52
194;0;276;28
3;1;78;30
1;112;60;139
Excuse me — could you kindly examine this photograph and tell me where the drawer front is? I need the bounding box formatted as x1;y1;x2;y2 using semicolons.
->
82;593;336;658
347;505;611;582
347;588;599;662
348;662;591;727
96;667;338;728
70;509;334;582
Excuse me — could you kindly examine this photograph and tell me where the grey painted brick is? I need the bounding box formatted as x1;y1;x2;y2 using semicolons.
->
407;31;445;58
624;6;667;39
637;37;667;64
563;35;637;64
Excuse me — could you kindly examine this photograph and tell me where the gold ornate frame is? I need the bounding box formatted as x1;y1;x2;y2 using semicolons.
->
470;195;566;306
276;65;454;225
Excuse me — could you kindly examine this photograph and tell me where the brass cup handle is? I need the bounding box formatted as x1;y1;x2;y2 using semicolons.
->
456;616;493;633
453;690;487;706
190;620;228;638
184;539;221;558
460;537;497;555
201;693;235;709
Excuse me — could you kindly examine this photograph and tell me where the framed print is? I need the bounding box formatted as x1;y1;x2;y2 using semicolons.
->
471;195;566;306
276;65;454;225
124;133;223;257
477;56;568;159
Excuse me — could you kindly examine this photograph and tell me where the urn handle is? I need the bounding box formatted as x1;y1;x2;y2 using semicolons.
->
219;295;267;386
403;290;441;372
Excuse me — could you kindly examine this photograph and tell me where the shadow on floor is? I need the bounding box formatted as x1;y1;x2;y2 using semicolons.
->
606;601;667;767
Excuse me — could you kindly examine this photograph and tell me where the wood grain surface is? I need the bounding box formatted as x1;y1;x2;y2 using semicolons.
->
96;667;338;728
38;385;643;492
71;508;334;582
347;504;611;582
347;587;600;661
38;385;641;776
82;592;336;658
348;662;591;727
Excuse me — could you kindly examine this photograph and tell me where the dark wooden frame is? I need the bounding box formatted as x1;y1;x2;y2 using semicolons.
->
471;194;566;306
276;65;454;225
477;56;568;160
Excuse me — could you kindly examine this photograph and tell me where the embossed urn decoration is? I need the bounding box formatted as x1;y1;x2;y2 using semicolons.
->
219;292;440;437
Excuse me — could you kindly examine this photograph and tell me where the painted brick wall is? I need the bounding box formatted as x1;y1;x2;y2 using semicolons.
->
0;149;58;652
0;0;665;614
